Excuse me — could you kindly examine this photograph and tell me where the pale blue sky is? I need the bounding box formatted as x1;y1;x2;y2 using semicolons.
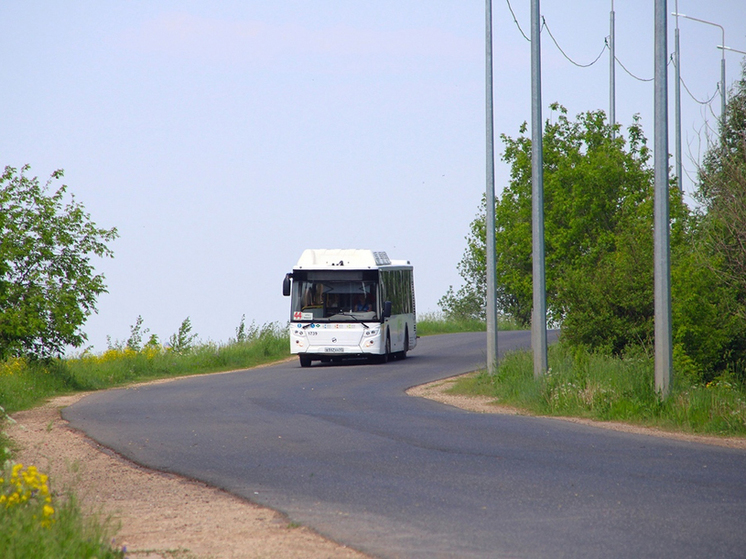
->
2;1;745;352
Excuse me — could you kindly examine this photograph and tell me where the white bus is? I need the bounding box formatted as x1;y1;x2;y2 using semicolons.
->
283;249;417;367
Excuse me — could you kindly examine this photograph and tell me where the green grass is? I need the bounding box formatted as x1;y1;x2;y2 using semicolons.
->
416;312;522;336
0;360;72;417
0;323;290;415
450;343;746;437
63;324;289;393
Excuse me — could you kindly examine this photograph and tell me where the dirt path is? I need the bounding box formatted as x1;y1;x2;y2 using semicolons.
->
6;371;745;559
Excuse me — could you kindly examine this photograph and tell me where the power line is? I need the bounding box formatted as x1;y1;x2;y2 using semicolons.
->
505;0;530;42
671;55;720;106
504;1;653;81
542;17;608;68
503;1;717;112
681;77;720;105
614;55;654;82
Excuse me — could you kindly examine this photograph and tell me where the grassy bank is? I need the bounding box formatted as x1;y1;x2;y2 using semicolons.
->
450;343;746;437
416;312;520;336
0;322;289;417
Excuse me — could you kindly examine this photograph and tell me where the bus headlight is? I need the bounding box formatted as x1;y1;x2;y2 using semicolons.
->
364;328;379;337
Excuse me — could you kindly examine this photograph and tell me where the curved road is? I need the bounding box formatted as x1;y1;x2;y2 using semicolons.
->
64;332;746;558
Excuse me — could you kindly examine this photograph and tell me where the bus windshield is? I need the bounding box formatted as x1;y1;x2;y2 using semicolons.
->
292;277;378;321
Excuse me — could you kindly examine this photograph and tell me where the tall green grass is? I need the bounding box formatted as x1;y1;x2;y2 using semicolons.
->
416;311;522;336
0;322;289;415
65;323;289;392
0;359;73;417
451;343;746;436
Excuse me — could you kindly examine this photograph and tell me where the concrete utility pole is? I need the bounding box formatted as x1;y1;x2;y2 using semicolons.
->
673;5;682;191
531;0;548;379
485;0;499;373
654;0;672;398
609;0;616;139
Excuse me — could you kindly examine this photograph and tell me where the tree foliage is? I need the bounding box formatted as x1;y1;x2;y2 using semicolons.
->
675;61;746;380
444;64;746;382
0;165;118;358
168;317;198;354
698;63;746;299
441;106;690;354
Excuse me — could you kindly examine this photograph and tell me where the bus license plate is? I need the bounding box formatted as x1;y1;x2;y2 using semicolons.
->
324;347;344;353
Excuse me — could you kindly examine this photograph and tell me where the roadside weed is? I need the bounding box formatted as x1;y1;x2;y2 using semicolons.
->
450;343;746;436
0;462;124;558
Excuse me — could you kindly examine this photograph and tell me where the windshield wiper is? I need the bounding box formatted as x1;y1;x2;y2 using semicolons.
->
301;317;330;329
334;312;370;329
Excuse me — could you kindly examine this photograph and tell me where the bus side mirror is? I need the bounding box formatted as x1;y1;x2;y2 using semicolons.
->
282;273;292;297
382;301;392;319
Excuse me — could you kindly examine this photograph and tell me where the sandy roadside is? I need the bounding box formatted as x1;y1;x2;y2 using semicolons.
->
6;370;745;558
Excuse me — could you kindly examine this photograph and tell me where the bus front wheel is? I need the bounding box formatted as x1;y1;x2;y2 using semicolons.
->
377;334;391;364
299;355;312;368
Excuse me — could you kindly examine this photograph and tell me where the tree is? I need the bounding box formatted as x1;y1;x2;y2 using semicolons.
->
441;106;690;354
0;165;118;358
126;315;149;352
697;61;746;303
674;61;746;380
168;317;198;354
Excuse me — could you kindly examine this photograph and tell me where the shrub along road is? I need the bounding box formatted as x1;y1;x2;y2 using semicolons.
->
64;332;746;558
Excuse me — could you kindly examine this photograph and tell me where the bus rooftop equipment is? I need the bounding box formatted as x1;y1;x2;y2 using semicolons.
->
283;249;416;367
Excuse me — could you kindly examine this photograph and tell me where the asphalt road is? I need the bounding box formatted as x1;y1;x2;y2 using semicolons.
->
64;331;746;558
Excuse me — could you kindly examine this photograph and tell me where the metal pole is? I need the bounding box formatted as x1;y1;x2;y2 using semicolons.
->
718;43;746;120
531;0;548;379
721;54;726;123
654;0;672;398
485;0;499;373
674;5;682;191
716;45;746;127
610;0;616;139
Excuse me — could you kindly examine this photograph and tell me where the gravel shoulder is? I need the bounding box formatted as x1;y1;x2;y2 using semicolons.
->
6;370;745;559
